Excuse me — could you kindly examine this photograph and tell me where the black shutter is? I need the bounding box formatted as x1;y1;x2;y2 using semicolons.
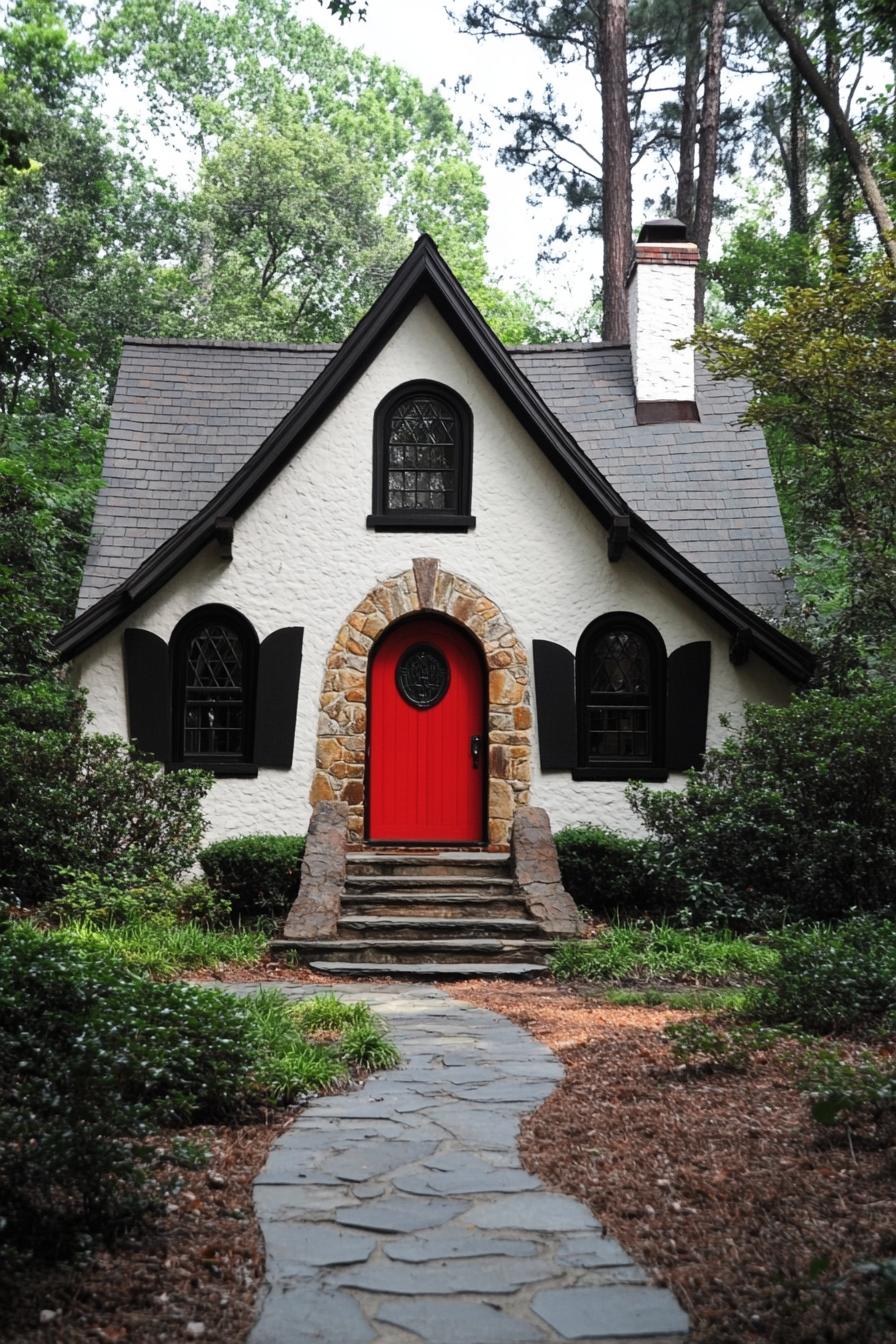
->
255;626;304;768
666;641;711;770
532;639;577;770
123;628;171;765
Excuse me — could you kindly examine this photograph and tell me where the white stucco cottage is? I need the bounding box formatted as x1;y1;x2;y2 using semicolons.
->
57;220;811;922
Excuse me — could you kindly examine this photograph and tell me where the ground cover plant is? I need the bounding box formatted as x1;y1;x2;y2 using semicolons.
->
0;920;399;1270
748;915;896;1033
548;923;777;985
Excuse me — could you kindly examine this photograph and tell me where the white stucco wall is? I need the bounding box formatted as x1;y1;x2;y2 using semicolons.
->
627;259;697;404
72;296;790;843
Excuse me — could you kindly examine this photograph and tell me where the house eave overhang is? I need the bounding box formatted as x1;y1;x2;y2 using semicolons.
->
54;236;815;684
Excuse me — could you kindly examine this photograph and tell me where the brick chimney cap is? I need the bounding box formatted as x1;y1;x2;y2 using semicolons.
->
637;218;688;243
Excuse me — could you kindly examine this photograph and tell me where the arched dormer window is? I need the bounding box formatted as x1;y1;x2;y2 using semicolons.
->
368;381;474;531
576;613;666;777
171;605;258;768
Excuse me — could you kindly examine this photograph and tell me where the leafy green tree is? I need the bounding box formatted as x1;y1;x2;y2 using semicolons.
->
709;210;822;320
695;255;896;679
182;115;405;341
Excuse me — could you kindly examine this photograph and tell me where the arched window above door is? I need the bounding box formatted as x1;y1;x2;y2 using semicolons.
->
368;381;474;531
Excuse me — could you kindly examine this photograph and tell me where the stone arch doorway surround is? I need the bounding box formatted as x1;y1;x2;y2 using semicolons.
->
312;558;532;847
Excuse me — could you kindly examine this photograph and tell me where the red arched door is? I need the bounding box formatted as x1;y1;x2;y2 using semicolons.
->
367;617;486;844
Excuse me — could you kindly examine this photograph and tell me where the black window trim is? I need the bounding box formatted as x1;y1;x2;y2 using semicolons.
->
368;379;475;531
170;603;259;776
573;611;668;782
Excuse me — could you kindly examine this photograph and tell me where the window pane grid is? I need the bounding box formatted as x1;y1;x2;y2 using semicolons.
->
587;705;650;760
584;627;654;764
183;623;246;758
385;396;458;513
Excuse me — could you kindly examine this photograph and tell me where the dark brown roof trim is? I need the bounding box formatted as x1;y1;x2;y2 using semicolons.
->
55;236;813;682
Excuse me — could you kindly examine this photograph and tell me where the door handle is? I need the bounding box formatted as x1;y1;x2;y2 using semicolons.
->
470;735;482;769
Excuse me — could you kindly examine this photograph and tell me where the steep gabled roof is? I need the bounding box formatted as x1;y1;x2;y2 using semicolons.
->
56;235;812;681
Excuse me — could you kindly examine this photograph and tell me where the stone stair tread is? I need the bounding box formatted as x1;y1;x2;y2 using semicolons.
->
347;851;509;864
307;961;548;978
346;875;514;888
272;938;553;952
341;892;526;904
337;916;539;931
341;892;526;905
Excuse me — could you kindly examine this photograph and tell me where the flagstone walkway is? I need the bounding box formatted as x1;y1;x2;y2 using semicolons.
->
229;982;689;1344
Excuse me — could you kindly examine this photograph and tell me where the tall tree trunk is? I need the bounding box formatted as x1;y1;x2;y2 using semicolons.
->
693;0;726;324
788;21;809;233
821;0;851;236
676;3;702;233
598;0;632;342
757;0;896;266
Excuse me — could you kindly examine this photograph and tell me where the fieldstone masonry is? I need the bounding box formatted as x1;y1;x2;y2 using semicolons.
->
313;560;532;847
283;801;348;940
512;807;582;937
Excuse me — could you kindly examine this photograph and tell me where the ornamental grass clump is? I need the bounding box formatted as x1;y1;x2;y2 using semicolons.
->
549;923;776;984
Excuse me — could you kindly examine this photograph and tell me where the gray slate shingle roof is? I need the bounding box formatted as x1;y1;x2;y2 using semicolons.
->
77;336;790;616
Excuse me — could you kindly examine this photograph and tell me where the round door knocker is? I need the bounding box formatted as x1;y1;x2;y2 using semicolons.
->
396;643;450;709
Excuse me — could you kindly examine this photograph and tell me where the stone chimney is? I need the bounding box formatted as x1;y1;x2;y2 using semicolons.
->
626;218;700;425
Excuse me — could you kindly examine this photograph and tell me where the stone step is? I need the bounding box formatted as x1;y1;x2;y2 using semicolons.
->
341;893;527;919
271;937;554;965
347;852;511;880
307;960;549;979
337;916;541;940
345;874;515;892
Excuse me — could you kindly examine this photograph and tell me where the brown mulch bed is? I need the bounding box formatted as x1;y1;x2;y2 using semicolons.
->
183;960;407;986
0;1120;292;1344
448;978;896;1344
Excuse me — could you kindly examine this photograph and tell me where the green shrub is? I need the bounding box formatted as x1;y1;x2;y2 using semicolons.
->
199;833;305;920
0;715;211;905
799;1045;896;1137
749;917;896;1032
554;825;659;916
629;687;896;927
0;923;257;1259
54;869;230;928
548;923;776;984
0;925;398;1263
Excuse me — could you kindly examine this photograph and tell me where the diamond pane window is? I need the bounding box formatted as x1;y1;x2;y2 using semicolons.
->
385;396;458;512
583;627;654;763
183;623;246;758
